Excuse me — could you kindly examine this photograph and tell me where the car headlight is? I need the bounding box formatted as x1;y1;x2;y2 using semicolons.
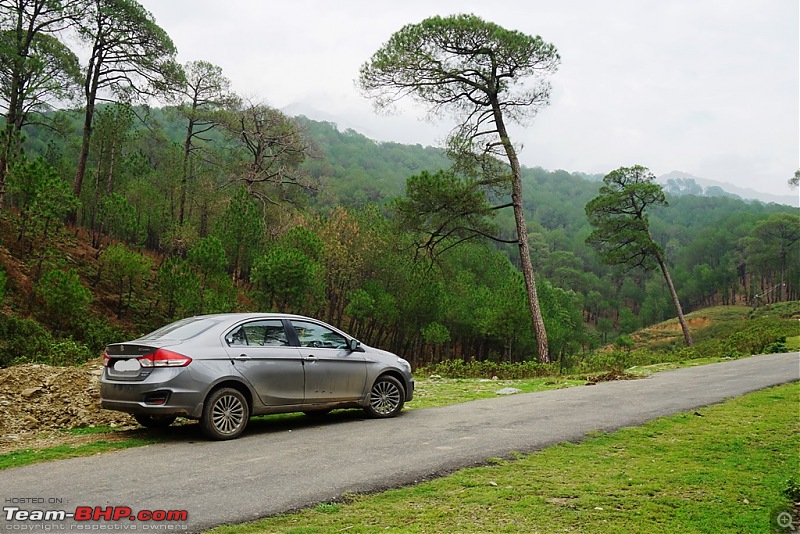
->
397;358;411;372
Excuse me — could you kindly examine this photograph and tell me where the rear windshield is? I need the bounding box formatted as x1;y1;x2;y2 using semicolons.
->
139;317;222;341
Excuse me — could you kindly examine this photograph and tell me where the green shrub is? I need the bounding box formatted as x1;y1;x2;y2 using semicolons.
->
0;315;55;368
614;335;635;352
580;351;636;374
35;268;92;332
48;339;93;366
100;243;152;316
416;359;556;379
0;315;104;368
77;316;129;356
749;301;800;319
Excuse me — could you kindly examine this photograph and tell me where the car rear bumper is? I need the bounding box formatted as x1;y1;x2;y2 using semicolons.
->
100;390;203;418
100;368;206;418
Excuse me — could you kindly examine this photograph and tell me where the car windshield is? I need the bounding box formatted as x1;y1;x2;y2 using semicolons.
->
139;317;222;341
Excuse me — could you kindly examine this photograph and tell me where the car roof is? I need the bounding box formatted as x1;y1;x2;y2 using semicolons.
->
189;313;313;321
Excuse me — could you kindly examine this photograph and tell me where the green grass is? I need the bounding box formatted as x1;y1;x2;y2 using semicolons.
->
410;376;586;409
61;425;120;435
0;438;158;469
211;382;800;534
786;335;800;352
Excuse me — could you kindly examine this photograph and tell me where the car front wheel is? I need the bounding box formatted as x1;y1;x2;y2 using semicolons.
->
364;375;405;418
201;387;249;440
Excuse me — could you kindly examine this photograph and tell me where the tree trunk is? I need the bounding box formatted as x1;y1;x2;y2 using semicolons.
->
73;99;95;222
655;251;693;346
72;41;103;224
0;31;27;208
179;115;195;225
780;250;787;301
90;144;105;248
491;104;550;363
0;124;14;208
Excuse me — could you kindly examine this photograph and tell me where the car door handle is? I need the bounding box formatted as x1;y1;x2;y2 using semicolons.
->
304;355;317;362
233;354;250;361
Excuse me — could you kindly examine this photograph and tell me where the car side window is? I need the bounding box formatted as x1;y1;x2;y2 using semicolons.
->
227;320;289;347
290;320;348;349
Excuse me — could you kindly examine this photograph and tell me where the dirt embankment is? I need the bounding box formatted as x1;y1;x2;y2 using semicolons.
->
0;362;138;453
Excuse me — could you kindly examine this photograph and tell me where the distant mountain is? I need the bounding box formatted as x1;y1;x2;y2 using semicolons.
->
658;171;798;207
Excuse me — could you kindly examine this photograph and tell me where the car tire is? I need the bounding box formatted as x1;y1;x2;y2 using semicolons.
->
200;387;249;440
364;375;405;418
134;414;177;429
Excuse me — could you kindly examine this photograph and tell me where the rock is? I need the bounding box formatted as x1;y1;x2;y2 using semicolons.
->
21;387;43;398
23;415;38;426
496;388;522;395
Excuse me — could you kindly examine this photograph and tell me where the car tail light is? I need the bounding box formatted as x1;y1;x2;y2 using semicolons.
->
138;349;192;368
103;349;111;367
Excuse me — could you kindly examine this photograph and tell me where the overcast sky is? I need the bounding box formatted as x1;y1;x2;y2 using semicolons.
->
138;0;799;197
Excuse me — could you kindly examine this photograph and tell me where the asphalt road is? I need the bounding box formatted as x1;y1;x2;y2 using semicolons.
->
2;352;798;532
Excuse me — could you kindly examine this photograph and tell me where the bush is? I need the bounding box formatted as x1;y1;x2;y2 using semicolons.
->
579;351;637;374
0;315;55;368
416;359;557;379
77;316;130;357
48;339;93;366
614;335;635;352
35;268;92;332
720;318;797;357
100;243;152;316
749;301;800;319
0;314;110;368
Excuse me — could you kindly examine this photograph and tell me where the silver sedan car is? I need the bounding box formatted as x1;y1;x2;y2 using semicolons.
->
100;313;414;440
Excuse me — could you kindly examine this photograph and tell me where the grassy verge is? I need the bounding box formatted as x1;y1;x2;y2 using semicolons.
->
410;376;586;409
0;437;158;469
211;382;799;534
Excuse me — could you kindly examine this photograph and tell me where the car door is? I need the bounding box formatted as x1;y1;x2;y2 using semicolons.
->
288;319;367;404
224;319;305;406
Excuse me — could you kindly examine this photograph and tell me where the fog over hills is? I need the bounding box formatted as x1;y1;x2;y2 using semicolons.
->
657;171;799;207
283;102;799;209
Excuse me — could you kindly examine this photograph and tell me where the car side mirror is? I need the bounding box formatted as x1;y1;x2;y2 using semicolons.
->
349;339;363;352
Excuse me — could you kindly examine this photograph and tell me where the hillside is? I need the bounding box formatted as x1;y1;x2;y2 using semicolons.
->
2;106;798;369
